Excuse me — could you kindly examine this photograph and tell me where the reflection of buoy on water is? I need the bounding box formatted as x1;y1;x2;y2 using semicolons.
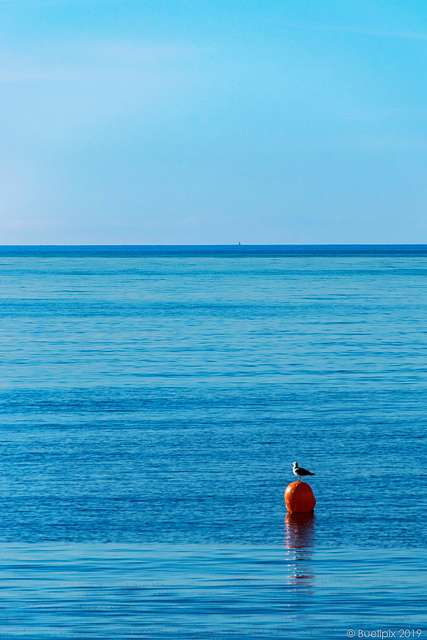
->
285;511;315;549
285;481;316;513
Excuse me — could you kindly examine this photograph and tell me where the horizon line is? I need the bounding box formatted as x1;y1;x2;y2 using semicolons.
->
1;243;427;248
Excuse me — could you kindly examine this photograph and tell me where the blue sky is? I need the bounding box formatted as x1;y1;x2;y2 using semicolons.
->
0;0;426;244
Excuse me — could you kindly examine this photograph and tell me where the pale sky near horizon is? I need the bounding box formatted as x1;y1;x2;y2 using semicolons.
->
0;0;426;245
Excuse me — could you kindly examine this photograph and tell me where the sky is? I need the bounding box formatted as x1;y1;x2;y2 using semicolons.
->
0;0;426;245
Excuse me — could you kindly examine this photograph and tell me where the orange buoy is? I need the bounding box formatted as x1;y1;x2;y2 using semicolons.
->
285;481;316;513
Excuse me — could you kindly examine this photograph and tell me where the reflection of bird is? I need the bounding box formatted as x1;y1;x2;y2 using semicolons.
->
293;462;315;481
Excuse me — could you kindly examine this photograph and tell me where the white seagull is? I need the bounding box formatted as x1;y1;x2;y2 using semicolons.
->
293;461;315;481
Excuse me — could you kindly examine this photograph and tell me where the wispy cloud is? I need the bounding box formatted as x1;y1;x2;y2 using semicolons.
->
88;41;212;64
285;21;427;41
0;69;80;83
0;39;212;85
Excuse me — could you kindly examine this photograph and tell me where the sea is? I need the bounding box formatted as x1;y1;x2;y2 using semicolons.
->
0;245;426;639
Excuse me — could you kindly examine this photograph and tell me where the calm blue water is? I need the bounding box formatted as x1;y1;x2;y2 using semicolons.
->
0;246;426;638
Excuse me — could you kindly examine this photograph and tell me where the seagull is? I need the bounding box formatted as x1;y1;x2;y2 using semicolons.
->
293;461;315;481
